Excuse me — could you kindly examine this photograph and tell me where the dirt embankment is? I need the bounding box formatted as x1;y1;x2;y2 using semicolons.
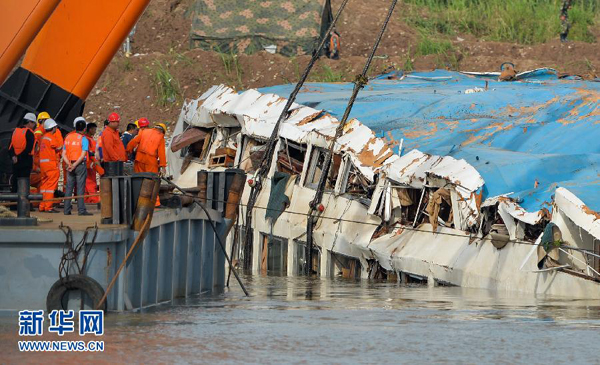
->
85;0;599;129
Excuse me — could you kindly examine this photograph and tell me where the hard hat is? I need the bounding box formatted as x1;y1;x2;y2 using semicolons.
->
137;118;149;127
155;123;167;133
73;116;86;127
37;111;50;122
24;113;37;123
108;112;120;122
134;119;140;128
44;118;58;130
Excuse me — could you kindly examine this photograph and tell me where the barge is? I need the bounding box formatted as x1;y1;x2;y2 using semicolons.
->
0;172;233;313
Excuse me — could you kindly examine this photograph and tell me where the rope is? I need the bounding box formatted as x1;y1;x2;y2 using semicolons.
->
306;0;399;274
243;0;351;270
0;193;101;207
58;224;99;283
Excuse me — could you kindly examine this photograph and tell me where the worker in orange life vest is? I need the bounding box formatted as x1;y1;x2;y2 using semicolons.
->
84;122;102;204
127;122;167;207
38;119;63;213
61;116;85;191
62;118;91;216
8;113;37;193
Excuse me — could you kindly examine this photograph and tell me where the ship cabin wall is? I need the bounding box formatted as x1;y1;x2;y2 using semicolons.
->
230;135;378;278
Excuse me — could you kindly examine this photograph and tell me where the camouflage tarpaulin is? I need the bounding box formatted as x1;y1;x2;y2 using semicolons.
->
191;0;332;56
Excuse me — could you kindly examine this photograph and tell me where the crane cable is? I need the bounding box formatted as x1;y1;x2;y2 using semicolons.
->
306;0;399;274
242;0;351;270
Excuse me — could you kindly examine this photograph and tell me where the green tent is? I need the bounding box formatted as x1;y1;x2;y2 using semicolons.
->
190;0;333;56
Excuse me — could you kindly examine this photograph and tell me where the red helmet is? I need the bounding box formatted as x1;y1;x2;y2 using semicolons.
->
137;117;149;127
108;112;120;122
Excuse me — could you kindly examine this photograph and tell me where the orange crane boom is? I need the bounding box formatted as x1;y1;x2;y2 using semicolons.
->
0;0;61;86
22;0;151;101
0;0;150;182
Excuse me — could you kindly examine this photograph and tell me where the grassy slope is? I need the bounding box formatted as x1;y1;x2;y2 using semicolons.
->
85;0;599;129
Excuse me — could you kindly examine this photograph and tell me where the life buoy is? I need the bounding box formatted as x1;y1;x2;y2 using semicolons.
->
46;274;107;312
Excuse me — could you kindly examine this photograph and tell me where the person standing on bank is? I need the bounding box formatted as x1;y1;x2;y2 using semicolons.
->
560;0;573;42
8;113;37;193
62;118;91;216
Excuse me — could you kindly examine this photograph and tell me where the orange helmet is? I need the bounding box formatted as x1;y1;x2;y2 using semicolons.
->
108;112;120;122
137;118;149;127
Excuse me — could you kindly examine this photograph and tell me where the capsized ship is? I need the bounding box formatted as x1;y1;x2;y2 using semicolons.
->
167;68;600;298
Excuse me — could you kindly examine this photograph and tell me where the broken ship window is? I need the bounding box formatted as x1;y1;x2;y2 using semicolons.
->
305;148;339;190
238;136;267;173
294;240;320;275
208;128;239;168
260;234;288;275
394;188;421;225
339;160;369;196
276;139;306;175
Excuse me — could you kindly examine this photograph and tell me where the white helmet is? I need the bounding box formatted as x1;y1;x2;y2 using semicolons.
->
44;118;58;130
73;116;86;127
24;113;37;123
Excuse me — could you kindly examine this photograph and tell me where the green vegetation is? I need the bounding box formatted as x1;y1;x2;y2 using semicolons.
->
121;57;134;72
403;0;599;44
416;32;454;56
217;50;244;88
169;48;194;66
402;46;415;71
148;61;181;106
312;65;346;82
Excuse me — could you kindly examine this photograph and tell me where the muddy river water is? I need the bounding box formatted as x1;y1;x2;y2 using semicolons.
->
2;275;600;363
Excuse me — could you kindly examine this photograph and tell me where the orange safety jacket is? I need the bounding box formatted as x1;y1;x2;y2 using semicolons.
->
64;132;85;162
39;131;62;164
34;124;45;141
9;127;36;156
101;127;127;162
330;32;340;53
127;128;166;167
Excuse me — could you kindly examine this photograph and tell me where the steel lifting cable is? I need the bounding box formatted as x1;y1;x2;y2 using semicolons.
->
242;0;351;269
165;191;600;263
305;0;399;274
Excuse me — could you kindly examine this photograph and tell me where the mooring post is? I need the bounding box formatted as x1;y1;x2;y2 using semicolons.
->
17;177;30;218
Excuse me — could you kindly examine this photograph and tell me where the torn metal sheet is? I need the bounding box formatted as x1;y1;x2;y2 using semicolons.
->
183;85;397;182
170;127;209;153
554;187;600;240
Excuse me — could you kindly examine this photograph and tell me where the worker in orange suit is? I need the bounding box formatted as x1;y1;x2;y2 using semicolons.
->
126;122;167;175
30;112;51;191
38;119;63;213
127;122;167;206
84;122;101;204
100;112;127;164
34;112;50;141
